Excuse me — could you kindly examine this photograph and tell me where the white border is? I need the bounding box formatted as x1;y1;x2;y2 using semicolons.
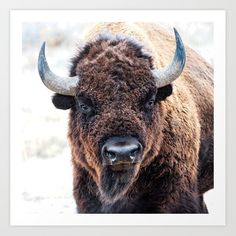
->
10;10;225;226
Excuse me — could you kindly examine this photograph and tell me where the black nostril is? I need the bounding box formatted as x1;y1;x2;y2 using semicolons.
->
130;147;140;157
104;149;116;162
129;144;142;160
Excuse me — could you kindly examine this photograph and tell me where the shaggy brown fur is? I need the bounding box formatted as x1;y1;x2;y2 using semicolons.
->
52;23;213;213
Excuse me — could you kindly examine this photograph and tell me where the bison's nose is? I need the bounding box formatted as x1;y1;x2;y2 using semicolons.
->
101;136;143;166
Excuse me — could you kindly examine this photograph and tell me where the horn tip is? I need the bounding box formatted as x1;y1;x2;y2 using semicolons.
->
40;41;46;54
38;42;47;81
173;27;181;42
173;27;186;66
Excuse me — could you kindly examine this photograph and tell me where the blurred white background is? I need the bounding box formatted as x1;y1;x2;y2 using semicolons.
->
20;22;213;214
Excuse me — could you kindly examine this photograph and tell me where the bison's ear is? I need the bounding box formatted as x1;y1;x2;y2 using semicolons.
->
156;84;173;101
52;94;75;110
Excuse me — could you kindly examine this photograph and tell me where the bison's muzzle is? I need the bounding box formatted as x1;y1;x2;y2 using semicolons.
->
101;136;143;168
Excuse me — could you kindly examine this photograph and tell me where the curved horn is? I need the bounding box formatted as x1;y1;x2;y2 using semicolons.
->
38;42;79;96
152;28;186;88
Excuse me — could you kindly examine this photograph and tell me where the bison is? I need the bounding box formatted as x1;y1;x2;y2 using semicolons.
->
38;23;213;213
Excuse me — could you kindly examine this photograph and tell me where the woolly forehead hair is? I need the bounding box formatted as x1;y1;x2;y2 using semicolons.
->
70;32;154;76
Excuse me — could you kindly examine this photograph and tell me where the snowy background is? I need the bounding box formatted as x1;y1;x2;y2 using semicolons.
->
19;22;214;214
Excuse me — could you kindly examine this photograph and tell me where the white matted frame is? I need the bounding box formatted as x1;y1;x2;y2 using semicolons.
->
10;10;225;226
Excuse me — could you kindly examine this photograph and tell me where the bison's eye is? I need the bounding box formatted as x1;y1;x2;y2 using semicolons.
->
79;103;91;113
75;96;94;116
145;95;156;111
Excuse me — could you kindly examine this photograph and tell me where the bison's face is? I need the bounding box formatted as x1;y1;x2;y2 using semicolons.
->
38;30;185;203
71;66;169;202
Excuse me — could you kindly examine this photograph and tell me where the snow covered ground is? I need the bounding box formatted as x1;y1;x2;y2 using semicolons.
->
20;149;77;214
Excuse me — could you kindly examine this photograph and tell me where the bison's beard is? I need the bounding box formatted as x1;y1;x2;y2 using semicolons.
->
99;165;139;204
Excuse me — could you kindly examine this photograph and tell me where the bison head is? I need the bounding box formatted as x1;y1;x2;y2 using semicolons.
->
38;28;185;204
